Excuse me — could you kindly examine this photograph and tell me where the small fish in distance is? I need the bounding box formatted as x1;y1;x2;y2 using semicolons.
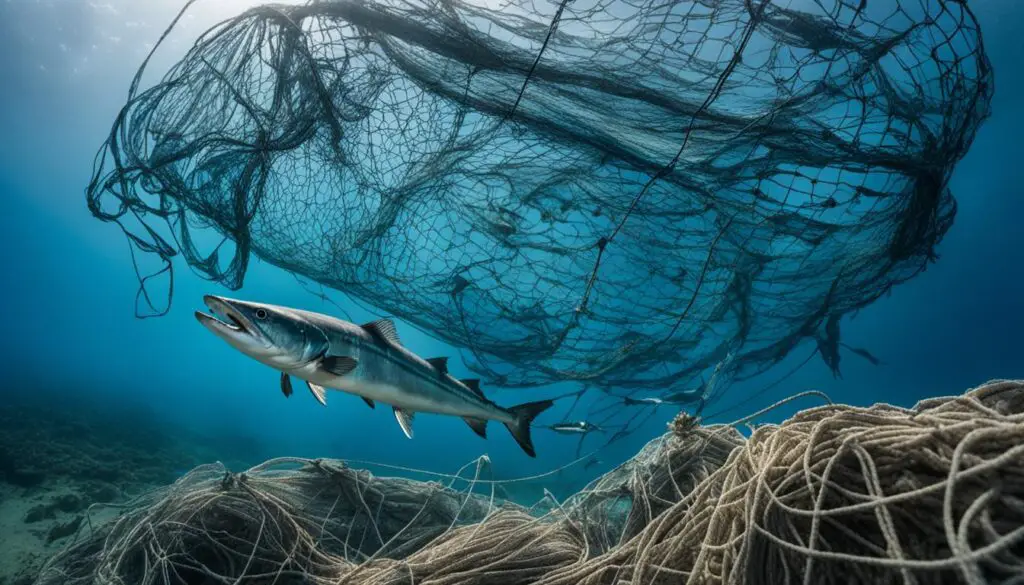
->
195;294;554;457
622;388;703;407
622;396;664;406
662;389;704;404
547;421;605;435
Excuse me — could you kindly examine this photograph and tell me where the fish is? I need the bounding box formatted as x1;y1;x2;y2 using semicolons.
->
195;294;555;457
622;396;664;406
547;421;604;434
623;389;703;407
661;389;704;404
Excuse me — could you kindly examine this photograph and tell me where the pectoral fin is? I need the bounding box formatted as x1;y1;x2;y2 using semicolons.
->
280;373;293;398
307;381;328;406
393;408;415;439
320;356;358;377
362;397;376;409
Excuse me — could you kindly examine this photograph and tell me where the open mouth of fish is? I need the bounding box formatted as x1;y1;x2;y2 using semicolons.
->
194;295;254;336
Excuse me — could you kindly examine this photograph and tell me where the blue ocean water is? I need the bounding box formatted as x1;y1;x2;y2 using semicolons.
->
0;0;1021;493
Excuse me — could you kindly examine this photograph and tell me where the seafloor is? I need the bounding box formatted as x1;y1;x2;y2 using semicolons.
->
4;380;1023;584
0;390;264;585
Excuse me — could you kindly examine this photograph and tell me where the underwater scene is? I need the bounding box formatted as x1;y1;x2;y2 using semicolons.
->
0;0;1022;583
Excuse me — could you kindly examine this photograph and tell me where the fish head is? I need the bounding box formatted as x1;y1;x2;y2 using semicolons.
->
195;295;329;369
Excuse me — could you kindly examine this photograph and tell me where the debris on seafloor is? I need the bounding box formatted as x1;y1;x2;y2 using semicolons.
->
32;379;1024;585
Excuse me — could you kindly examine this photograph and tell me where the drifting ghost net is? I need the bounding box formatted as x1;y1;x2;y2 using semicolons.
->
35;379;1024;584
87;0;992;392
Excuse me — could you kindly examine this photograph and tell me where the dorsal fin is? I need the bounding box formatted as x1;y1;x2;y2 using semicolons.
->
426;357;449;376
361;319;401;346
460;378;485;399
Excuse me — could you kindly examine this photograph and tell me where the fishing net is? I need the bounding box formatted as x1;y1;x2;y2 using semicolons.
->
87;0;993;393
565;412;745;555
33;456;517;585
35;379;1024;584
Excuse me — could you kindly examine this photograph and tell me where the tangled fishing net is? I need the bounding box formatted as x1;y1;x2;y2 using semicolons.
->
35;379;1024;584
87;0;992;393
565;411;745;555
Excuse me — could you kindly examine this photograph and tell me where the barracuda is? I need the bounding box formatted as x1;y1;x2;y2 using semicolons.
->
547;421;604;435
195;295;554;457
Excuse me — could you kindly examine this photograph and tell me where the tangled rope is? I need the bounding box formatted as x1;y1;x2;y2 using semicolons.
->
555;379;1024;585
565;414;745;555
35;457;509;584
34;379;1024;584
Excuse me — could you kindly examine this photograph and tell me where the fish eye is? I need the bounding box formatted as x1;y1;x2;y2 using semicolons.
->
255;309;268;320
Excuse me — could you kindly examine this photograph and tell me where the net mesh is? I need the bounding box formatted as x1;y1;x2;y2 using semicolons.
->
87;0;993;393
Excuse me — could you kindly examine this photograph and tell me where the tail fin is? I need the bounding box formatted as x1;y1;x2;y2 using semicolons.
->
503;399;555;457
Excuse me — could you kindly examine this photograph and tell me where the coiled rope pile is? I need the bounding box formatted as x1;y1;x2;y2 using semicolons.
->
35;380;1024;584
